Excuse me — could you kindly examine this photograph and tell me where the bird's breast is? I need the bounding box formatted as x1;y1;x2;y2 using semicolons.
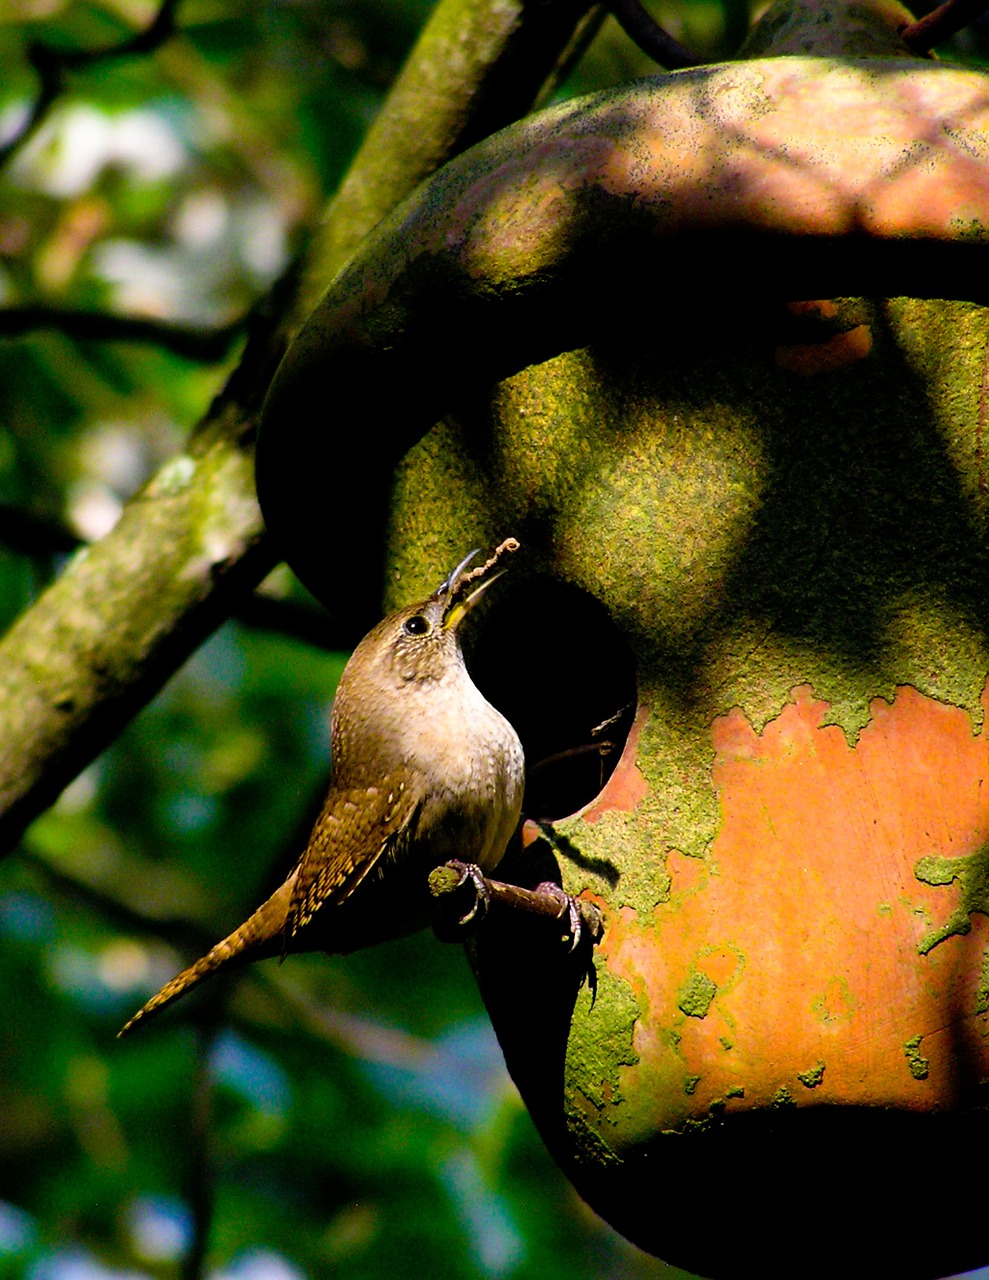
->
406;684;524;874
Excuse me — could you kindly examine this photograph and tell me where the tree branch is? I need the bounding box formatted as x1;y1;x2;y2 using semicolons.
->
604;0;700;68
900;0;989;52
0;305;245;362
0;0;599;855
297;0;598;317
0;0;182;173
0;503;349;650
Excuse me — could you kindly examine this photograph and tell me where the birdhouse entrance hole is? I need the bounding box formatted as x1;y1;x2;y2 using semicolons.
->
467;579;637;822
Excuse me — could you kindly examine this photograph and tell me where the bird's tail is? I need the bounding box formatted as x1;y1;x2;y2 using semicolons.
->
118;875;294;1037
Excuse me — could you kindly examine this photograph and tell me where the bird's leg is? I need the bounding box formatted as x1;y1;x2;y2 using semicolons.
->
429;860;603;948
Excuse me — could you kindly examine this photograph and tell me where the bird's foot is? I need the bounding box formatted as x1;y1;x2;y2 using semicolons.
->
429;860;603;950
531;880;591;952
450;860;492;926
429;860;492;938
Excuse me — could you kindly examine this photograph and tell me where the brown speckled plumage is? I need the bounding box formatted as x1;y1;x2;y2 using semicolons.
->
119;543;523;1036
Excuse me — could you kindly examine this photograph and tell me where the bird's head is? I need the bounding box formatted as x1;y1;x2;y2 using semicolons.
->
352;539;520;689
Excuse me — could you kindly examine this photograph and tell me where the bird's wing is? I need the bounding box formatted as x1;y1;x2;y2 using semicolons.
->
286;773;420;936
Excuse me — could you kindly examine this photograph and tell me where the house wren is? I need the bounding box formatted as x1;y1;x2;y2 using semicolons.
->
120;540;524;1035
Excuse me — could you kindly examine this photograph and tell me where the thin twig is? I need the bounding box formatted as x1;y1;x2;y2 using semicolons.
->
23;846;443;1067
182;1022;217;1280
0;306;244;362
605;0;699;68
453;536;520;593
428;860;604;938
900;0;989;52
0;0;182;172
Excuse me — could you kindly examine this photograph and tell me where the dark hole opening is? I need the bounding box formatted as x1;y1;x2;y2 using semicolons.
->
468;578;638;822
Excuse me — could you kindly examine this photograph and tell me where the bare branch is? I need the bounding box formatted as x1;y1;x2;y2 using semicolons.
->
604;0;700;68
429;860;604;941
900;0;989;52
0;305;244;362
0;0;182;173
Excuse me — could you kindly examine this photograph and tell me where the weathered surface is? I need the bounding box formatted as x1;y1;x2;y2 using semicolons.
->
394;294;989;1277
260;56;989;611
256;21;989;1277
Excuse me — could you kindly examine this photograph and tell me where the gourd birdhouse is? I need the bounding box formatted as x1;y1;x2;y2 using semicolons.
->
258;1;989;1274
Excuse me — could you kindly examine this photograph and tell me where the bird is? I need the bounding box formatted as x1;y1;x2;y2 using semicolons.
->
119;539;525;1036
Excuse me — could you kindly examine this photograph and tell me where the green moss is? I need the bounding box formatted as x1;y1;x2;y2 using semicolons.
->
977;951;989;1017
565;962;639;1118
726;1086;745;1100
903;1035;930;1081
564;1104;623;1172
684;1075;701;1096
811;976;858;1025
771;1085;796;1109
677;971;717;1019
914;844;989;955
797;1062;826;1089
558;801;671;917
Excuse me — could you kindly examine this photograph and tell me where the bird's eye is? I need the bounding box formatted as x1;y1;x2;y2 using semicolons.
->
403;615;430;636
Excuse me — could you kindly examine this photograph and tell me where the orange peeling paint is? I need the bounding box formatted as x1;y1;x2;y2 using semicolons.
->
602;682;989;1129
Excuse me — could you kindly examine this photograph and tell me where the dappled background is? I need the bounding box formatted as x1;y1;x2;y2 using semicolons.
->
3;1;989;1278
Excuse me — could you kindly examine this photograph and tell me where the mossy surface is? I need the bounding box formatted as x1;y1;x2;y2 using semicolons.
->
904;1035;931;1081
378;11;989;1266
390;293;989;1151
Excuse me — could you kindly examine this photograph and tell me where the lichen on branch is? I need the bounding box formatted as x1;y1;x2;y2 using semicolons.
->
0;0;594;855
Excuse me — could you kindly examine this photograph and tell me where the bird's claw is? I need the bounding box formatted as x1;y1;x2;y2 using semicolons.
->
446;859;491;927
533;881;586;951
429;860;604;952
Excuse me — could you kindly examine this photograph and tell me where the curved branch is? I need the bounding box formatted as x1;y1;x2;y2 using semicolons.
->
604;0;699;68
900;0;989;52
0;0;182;172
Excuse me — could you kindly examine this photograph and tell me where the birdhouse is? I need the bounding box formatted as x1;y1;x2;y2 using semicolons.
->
257;0;989;1275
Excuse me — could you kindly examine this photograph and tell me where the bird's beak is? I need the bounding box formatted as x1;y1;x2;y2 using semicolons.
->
442;568;506;632
434;538;519;631
435;548;480;597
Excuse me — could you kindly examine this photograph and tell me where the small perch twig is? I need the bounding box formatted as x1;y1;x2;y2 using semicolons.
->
429;859;604;941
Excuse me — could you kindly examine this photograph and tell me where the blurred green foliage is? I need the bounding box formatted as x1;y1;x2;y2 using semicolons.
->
3;0;988;1277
